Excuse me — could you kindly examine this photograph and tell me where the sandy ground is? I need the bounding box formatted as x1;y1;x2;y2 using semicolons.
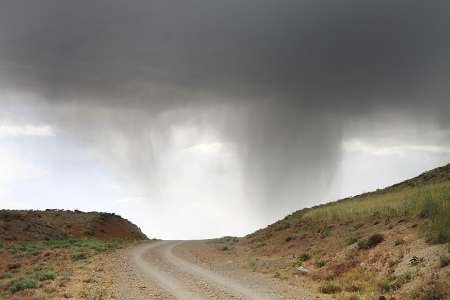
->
113;241;328;300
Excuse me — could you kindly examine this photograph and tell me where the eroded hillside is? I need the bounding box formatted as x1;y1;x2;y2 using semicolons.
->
189;164;450;299
0;210;147;241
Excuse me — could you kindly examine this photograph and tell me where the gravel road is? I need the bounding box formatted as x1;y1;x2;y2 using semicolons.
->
116;241;283;299
115;240;329;300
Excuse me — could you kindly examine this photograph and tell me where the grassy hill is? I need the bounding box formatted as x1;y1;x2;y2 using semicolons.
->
211;164;450;299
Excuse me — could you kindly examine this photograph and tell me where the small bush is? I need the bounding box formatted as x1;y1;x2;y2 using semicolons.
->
352;224;364;231
357;239;369;250
346;237;359;245
314;260;326;268
419;200;438;218
320;227;331;239
2;212;12;222
358;234;384;250
367;234;384;247
345;284;362;292
80;287;107;299
402;271;413;281
440;255;450;268
72;253;88;261
36;270;57;281
220;246;230;251
378;280;391;293
285;236;294;242
390;272;413;290
320;282;342;294
298;253;311;262
9;279;39;293
256;242;266;248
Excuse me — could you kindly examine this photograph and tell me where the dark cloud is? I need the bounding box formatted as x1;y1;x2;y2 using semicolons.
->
0;0;449;222
1;1;448;105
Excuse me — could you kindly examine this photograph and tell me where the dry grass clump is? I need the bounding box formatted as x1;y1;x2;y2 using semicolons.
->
320;282;342;294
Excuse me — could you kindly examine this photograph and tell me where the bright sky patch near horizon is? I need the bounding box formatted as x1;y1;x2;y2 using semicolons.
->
0;1;449;239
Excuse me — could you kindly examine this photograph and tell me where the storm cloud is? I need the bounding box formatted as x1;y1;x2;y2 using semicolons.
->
0;0;449;236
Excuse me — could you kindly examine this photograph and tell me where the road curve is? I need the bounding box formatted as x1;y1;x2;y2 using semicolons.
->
123;240;276;300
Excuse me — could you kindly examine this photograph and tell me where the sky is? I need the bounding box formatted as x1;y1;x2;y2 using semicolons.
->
0;1;449;239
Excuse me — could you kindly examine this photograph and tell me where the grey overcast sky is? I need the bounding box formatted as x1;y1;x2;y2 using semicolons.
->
0;1;449;239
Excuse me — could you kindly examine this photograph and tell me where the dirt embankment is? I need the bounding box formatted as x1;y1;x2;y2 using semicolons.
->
0;210;148;299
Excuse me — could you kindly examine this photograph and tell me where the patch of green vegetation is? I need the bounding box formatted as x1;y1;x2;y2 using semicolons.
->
285;236;294;242
35;269;57;281
9;242;43;257
357;239;369;249
44;239;78;249
2;211;12;222
419;199;438;218
9;279;39;293
220;246;230;251
44;239;127;252
320;282;342;294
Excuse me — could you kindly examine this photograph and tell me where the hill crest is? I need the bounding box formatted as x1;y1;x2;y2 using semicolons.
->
0;209;147;241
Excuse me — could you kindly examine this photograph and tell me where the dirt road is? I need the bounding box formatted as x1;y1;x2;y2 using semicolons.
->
115;241;325;300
